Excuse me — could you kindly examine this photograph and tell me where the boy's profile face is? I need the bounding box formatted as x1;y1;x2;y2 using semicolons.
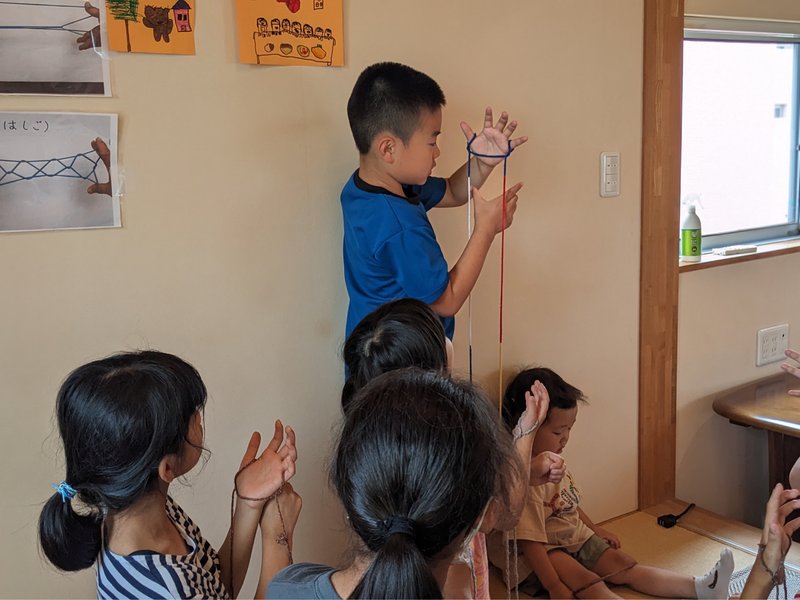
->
391;107;442;186
532;405;577;456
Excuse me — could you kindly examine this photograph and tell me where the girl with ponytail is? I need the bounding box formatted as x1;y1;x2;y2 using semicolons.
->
269;368;521;599
39;350;300;599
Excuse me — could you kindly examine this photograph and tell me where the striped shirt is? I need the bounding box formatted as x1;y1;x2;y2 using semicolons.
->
96;496;228;599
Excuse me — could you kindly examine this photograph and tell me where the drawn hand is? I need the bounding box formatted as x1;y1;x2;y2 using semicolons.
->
460;107;528;167
87;137;111;196
235;421;297;509
76;3;101;50
781;349;800;397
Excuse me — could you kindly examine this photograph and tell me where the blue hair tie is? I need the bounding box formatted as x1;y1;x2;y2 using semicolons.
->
52;481;77;503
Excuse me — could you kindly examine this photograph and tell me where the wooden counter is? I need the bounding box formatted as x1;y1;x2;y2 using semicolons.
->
712;372;800;489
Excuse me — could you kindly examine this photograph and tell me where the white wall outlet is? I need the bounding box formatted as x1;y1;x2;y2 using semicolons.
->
756;324;789;367
600;152;620;197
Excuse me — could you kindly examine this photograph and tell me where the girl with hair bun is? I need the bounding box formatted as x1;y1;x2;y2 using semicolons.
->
38;350;300;599
269;368;522;599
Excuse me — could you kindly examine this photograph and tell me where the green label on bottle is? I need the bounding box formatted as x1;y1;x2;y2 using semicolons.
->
681;228;701;256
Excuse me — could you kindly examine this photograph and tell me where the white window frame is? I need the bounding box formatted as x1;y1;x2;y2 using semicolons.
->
683;15;800;248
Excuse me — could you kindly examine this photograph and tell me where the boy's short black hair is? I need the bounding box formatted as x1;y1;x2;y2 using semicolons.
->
347;62;446;155
501;367;587;431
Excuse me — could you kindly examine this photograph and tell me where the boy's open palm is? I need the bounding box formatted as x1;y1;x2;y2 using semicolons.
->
460;107;528;167
473;182;522;235
236;420;297;508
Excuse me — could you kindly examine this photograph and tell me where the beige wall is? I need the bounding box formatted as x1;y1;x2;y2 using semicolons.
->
677;0;800;526
0;1;644;596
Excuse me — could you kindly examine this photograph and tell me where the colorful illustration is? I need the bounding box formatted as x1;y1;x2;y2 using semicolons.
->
0;0;110;95
236;0;343;67
106;0;194;54
0;112;120;233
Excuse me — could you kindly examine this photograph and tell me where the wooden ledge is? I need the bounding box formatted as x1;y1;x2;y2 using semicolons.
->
679;238;800;272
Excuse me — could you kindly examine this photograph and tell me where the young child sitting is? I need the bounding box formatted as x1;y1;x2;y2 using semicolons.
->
38;350;300;599
488;366;735;600
342;61;526;341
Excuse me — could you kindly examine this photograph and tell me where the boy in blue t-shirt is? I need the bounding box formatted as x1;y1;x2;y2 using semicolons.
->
342;62;527;340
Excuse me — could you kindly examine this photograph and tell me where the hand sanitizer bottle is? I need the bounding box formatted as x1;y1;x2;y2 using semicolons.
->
681;205;702;262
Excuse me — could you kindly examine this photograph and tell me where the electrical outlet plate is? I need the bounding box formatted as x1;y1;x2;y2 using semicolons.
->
756;324;789;367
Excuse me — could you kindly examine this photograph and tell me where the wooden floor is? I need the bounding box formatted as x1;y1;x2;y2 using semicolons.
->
489;499;800;599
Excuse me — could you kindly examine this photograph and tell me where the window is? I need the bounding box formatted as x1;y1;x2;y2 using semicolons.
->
681;16;800;249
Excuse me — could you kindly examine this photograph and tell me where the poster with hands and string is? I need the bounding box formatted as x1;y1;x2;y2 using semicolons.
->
0;0;110;95
0;112;120;233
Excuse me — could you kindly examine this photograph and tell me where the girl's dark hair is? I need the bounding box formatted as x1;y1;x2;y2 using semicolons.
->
341;298;447;411
502;367;586;431
332;368;520;599
38;350;207;572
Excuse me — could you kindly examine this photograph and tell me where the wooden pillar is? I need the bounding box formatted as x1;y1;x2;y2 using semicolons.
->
639;0;684;508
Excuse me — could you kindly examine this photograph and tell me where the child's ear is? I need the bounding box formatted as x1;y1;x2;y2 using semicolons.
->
158;454;180;484
375;135;396;163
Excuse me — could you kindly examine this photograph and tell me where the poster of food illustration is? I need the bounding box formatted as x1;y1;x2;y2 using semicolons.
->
236;0;343;67
105;0;196;54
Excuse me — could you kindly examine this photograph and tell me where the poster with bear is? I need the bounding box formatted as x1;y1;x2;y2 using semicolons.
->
236;0;343;67
106;0;195;54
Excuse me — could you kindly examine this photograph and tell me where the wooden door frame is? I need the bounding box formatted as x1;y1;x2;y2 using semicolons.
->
639;0;684;508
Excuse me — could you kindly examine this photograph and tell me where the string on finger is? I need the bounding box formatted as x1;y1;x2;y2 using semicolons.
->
228;457;292;597
465;132;513;413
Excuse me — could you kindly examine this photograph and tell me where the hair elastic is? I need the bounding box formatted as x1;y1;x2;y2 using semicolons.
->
52;481;77;503
380;516;416;539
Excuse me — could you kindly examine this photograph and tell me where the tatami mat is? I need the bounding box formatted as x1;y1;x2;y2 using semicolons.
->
489;510;755;599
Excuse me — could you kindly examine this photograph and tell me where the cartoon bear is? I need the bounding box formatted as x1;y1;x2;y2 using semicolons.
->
143;6;173;43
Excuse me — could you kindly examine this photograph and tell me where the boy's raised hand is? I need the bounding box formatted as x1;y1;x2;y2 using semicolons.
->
235;420;298;509
461;107;528;167
472;182;522;236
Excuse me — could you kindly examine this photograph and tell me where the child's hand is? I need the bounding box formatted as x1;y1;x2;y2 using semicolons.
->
527;380;550;428
530;451;565;486
514;380;549;440
593;526;621;549
472;182;522;236
235;421;297;509
760;483;800;572
261;481;303;541
460;107;528;168
781;349;800;396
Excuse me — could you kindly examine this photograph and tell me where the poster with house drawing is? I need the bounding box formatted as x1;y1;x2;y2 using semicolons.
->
0;0;111;95
236;0;343;66
0;112;120;233
106;0;195;54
